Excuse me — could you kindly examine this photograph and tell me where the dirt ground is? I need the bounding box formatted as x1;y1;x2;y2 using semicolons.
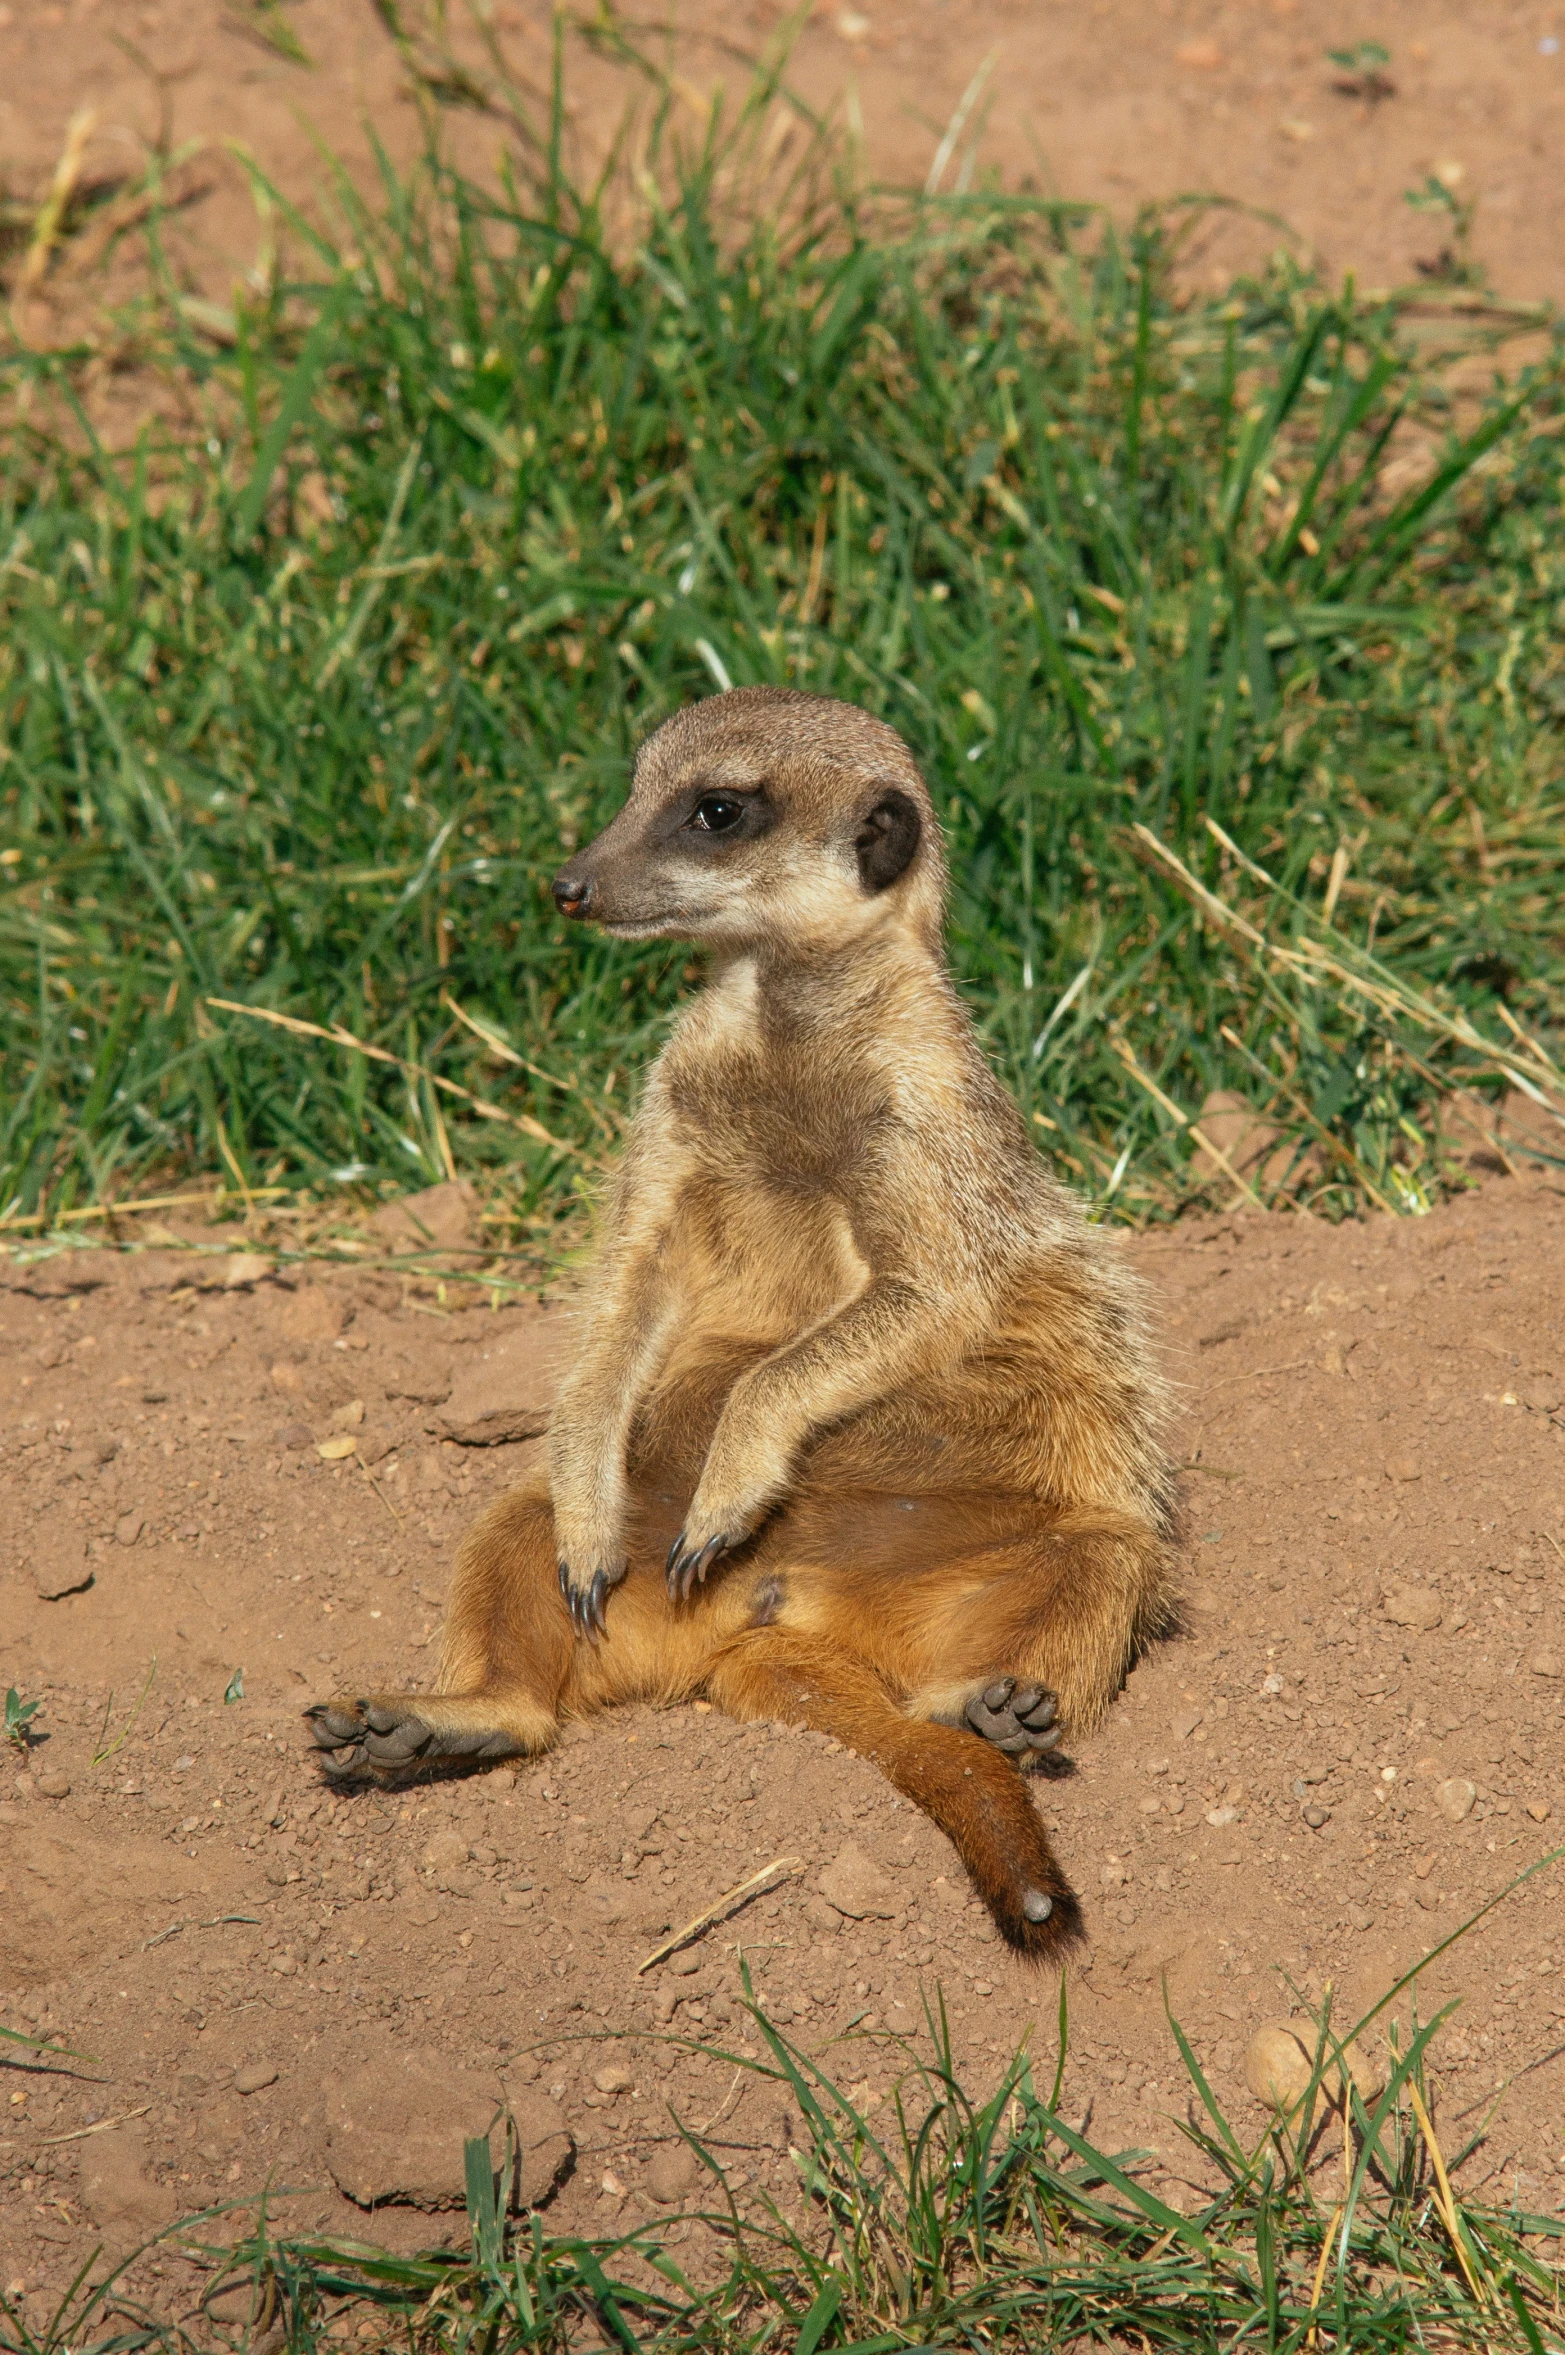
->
5;0;1565;354
2;1168;1564;2312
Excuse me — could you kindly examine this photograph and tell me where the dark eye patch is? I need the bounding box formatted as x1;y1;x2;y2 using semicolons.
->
669;783;773;853
690;793;745;833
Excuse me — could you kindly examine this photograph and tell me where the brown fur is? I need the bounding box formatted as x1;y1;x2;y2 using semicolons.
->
307;688;1175;1961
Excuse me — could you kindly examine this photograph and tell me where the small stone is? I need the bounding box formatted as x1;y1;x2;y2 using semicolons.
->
80;2128;176;2251
644;2144;700;2203
1526;1800;1551;1823
1244;2020;1384;2111
233;2064;278;2095
325;2051;571;2212
1529;1652;1561;1680
317;1434;358;1461
1385;1457;1421;1483
1204;1806;1239;1828
270;1361;307;1395
33;1536;93;1600
818;1843;899;1921
666;1947;703;1977
32;1772;70;1800
1435;1777;1477;1824
437;1312;578;1446
592;2066;633;2096
369;1178;480;1257
114;1511;144;1547
276;1422;314;1450
222;1253;273;1289
1382;1585;1441;1631
1301;1804;1330;1829
1171;1707;1203;1739
331;1398;366;1430
277;1286;348;1342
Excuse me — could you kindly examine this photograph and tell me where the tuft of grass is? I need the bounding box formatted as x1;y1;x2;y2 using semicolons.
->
1;23;1563;1246
5;1914;1564;2355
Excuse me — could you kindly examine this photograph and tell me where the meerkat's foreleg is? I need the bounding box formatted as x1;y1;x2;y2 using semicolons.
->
702;1623;1082;1960
669;1269;972;1592
550;1218;682;1636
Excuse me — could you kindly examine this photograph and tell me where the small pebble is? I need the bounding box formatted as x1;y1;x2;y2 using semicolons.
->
592;2065;633;2095
1381;1585;1441;1632
276;1422;314;1450
33;1538;93;1601
222;1253;273;1289
114;1512;144;1547
233;2065;279;2095
32;1772;70;1801
644;2145;699;2203
666;1948;702;1977
1301;1803;1330;1829
1435;1777;1477;1824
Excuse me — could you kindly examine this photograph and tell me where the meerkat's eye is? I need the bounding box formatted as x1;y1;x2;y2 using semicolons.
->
690;793;746;834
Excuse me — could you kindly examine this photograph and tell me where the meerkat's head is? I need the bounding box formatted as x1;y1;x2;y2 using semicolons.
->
550;687;948;956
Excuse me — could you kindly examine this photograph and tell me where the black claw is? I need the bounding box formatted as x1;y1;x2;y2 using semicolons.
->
668;1530;730;1599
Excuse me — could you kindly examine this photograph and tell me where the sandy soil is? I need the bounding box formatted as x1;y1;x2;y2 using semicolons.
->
3;1171;1563;2314
4;0;1564;353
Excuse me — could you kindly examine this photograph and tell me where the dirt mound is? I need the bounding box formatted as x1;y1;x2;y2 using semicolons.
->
2;1173;1563;2304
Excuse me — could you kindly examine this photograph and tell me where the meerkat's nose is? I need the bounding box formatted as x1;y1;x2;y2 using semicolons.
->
552;870;594;919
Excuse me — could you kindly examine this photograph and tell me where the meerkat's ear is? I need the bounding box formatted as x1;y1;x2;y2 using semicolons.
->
855;788;921;893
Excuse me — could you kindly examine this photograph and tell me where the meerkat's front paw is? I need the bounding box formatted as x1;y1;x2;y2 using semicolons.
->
555;1553;627;1637
549;1491;629;1638
665;1481;773;1598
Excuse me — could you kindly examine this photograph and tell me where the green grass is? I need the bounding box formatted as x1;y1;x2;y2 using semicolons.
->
5;1948;1564;2355
2;31;1565;1247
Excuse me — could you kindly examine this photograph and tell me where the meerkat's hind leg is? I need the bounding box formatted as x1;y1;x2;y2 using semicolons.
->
703;1624;1082;1960
961;1678;1063;1761
305;1687;556;1784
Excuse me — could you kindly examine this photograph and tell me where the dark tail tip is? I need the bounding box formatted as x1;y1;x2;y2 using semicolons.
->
991;1875;1087;1960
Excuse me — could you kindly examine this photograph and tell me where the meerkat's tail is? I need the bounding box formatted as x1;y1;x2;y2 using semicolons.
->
703;1625;1083;1962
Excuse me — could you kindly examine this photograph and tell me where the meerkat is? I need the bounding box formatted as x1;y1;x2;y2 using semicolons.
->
308;687;1175;1958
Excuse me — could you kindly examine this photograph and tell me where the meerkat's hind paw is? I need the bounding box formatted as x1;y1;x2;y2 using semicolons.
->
304;1694;522;1782
965;1678;1062;1759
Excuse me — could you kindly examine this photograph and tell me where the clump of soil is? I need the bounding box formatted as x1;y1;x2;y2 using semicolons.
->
3;1173;1564;2316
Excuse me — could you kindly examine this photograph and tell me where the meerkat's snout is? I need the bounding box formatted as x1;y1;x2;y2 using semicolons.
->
548;685;945;951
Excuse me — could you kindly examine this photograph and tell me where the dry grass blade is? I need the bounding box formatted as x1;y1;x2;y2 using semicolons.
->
1133;821;1565;1129
0;1185;288;1232
1110;1034;1265;1207
636;1856;804;1973
19;106;98;291
205;998;572;1151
